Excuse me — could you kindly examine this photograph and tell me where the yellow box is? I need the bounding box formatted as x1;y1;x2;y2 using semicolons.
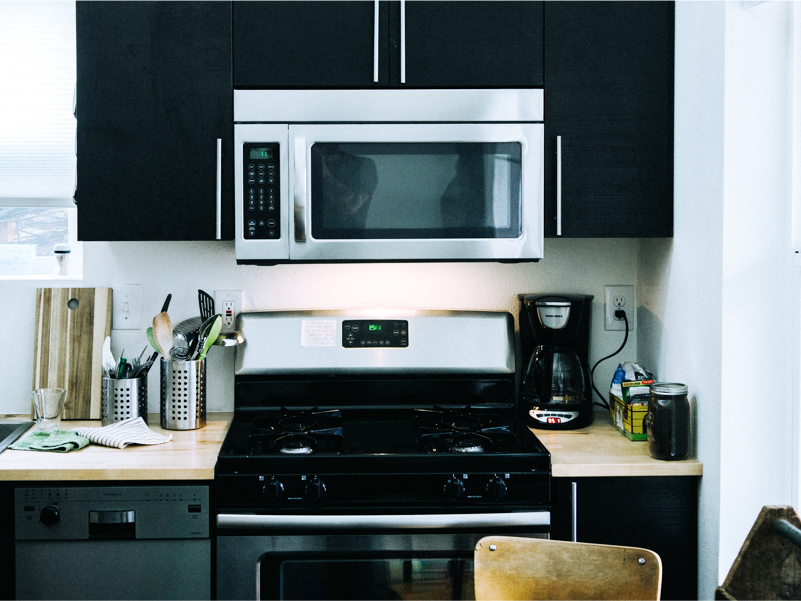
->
609;389;649;441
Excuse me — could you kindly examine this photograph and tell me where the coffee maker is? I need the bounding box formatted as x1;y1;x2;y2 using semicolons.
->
519;294;593;430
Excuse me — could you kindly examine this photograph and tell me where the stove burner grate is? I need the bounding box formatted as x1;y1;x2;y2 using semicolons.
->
414;406;516;454
247;408;344;455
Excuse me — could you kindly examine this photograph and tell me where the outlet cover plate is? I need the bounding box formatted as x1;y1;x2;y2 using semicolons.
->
214;290;243;328
604;285;635;331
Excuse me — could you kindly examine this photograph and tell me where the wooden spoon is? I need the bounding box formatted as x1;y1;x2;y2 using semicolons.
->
152;311;173;359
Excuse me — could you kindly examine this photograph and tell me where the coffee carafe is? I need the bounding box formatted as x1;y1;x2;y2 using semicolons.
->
519;294;593;429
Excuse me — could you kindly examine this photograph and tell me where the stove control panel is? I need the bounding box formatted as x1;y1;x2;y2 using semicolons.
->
342;320;408;348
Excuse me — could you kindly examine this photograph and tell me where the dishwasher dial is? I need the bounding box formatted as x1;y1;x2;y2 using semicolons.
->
39;505;60;527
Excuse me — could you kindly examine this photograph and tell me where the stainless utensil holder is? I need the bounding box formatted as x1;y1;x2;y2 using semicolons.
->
160;358;206;430
101;377;147;426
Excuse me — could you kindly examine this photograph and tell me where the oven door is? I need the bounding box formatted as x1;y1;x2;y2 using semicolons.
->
288;123;544;263
216;511;549;600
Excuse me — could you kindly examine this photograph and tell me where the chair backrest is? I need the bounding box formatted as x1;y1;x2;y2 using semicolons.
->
474;535;663;601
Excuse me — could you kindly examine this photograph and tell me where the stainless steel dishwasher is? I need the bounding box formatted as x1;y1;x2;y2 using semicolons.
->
15;485;210;600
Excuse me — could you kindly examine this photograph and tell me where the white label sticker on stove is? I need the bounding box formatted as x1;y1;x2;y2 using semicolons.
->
301;319;337;347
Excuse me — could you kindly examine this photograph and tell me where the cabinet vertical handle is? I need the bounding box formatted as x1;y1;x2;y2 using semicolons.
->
216;138;222;240
373;0;380;83
400;0;406;84
294;137;307;242
556;136;562;236
571;481;578;542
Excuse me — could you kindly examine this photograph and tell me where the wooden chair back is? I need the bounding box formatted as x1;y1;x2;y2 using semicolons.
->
474;535;663;600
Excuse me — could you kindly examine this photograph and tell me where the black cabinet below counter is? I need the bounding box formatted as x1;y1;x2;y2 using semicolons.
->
552;476;698;601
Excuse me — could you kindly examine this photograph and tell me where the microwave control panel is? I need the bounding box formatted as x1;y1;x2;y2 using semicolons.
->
243;143;280;240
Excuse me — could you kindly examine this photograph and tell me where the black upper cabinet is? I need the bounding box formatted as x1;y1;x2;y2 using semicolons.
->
76;2;233;241
233;1;543;89
544;2;674;237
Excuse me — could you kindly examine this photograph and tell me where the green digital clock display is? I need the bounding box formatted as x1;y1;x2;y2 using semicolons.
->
368;324;382;331
249;147;274;160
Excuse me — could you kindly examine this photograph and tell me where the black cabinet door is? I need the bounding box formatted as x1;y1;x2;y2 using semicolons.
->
233;1;542;89
552;477;698;600
233;1;390;88
544;2;674;237
76;1;233;241
395;1;543;87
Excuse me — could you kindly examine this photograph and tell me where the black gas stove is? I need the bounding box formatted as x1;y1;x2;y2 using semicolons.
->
214;311;550;514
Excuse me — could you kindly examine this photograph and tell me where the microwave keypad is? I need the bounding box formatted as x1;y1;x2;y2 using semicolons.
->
342;320;409;348
243;143;280;240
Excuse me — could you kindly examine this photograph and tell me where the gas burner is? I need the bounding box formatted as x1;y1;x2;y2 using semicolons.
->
414;406;515;453
277;434;316;455
246;408;344;455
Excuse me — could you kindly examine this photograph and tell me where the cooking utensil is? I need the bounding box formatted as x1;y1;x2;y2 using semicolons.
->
102;336;115;378
170;331;192;361
192;314;219;360
146;327;161;355
198;289;215;321
197;315;222;360
152;313;173;359
161;293;172;313
214;329;245;346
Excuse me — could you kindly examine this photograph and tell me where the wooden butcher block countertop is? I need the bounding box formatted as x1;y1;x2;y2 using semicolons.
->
0;411;701;481
0;413;231;481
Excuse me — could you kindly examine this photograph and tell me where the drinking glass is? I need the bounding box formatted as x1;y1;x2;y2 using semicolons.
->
32;388;66;432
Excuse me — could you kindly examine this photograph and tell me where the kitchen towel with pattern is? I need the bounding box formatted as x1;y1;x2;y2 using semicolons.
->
71;416;173;448
10;429;90;452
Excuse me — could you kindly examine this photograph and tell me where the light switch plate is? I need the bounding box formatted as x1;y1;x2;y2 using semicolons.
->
112;284;142;330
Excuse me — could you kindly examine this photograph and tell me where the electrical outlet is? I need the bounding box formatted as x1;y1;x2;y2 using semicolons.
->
112;284;142;330
214;290;243;328
604;285;635;331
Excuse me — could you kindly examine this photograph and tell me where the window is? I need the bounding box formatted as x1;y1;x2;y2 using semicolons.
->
0;1;81;278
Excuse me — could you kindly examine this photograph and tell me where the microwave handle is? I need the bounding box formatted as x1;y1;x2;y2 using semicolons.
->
556;135;562;236
400;0;406;84
373;1;380;82
294;137;307;242
216;138;222;240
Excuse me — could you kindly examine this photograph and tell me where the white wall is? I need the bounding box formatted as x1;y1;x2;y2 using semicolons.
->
640;2;796;597
3;238;640;416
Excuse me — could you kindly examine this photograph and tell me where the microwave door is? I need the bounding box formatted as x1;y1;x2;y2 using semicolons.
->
235;124;290;263
288;123;543;263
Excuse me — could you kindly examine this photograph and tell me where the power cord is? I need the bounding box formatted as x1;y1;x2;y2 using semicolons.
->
590;310;629;409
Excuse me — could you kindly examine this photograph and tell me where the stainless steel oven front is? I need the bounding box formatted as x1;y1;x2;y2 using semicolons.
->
215;513;549;600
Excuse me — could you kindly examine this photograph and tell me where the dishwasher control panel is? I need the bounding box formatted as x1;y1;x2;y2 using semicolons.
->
15;486;209;540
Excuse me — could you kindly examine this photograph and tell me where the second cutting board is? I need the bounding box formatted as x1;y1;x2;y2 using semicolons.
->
32;288;112;420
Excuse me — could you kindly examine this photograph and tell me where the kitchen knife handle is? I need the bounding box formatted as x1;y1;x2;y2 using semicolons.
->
556;135;562;236
400;0;406;84
373;0;380;83
294;137;307;242
216;138;222;240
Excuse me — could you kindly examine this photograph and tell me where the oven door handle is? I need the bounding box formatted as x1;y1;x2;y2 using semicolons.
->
216;511;550;530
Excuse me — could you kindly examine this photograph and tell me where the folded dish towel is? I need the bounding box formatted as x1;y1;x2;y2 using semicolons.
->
72;417;173;448
10;429;90;453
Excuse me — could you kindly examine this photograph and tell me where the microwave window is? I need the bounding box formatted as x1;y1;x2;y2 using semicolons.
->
310;143;522;240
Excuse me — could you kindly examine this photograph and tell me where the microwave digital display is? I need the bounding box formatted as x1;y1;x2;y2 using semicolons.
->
249;147;274;160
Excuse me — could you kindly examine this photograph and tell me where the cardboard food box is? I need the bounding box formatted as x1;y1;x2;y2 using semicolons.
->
609;380;652;441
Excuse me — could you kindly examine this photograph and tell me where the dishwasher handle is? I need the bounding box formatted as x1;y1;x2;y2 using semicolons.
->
89;510;136;538
90;510;136;524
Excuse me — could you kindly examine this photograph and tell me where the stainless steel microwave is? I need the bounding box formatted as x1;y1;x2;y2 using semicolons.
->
234;89;543;264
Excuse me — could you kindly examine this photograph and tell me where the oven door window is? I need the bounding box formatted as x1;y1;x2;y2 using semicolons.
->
310;143;522;240
263;554;474;600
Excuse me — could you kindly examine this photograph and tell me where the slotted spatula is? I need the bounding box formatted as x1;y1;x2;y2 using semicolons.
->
198;289;215;321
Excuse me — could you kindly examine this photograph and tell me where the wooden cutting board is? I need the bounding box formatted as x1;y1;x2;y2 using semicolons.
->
32;288;112;420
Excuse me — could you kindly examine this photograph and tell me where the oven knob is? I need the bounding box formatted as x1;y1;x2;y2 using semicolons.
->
443;477;465;500
485;477;508;500
262;477;285;501
39;505;60;527
304;477;327;501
